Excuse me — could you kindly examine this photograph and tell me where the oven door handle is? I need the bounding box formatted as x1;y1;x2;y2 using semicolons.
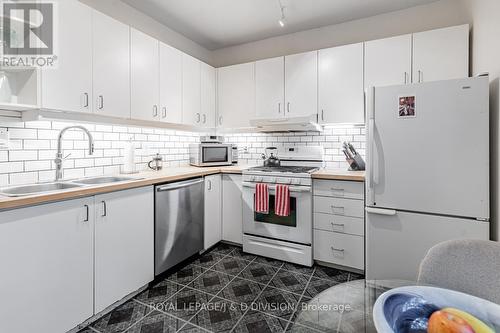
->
242;182;311;193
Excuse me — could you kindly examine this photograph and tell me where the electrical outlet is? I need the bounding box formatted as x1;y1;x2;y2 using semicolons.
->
0;129;10;150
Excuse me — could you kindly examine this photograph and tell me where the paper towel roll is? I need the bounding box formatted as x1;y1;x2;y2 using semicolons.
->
122;140;136;174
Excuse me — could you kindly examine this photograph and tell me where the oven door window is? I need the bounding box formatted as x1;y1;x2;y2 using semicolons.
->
254;194;297;227
202;147;228;163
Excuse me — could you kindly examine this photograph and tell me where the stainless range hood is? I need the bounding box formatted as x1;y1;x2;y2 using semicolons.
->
249;115;322;132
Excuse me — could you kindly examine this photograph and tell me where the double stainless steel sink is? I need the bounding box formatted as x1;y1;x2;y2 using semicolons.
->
0;176;144;197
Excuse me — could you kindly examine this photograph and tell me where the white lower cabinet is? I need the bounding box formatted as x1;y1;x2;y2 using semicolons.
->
0;186;154;333
222;174;243;244
94;186;154;313
0;198;94;333
204;174;222;249
313;179;365;271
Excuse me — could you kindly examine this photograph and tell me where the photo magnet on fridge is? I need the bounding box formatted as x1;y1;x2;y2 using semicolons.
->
398;95;416;118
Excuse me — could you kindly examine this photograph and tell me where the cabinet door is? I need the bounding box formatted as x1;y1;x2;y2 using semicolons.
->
413;24;469;83
285;51;318;118
182;54;201;126
94;187;154;313
41;0;92;113
222;174;243;244
201;63;216;128
319;43;364;124
159;42;182;123
0;198;94;333
131;28;160;121
205;174;222;249
256;56;285;119
217;62;255;128
92;10;130;118
365;34;412;88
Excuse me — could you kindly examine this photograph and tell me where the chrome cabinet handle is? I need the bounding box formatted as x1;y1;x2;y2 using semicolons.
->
278;103;281;114
321;109;324;121
101;201;107;217
331;246;345;253
196;113;201;123
162;107;167;118
207;179;212;191
153;105;158;117
97;95;104;110
331;188;345;195
83;205;89;222
331;205;345;214
287;102;290;113
418;70;423;83
83;93;89;108
202;114;207;124
331;222;345;230
218;115;223;125
404;72;408;84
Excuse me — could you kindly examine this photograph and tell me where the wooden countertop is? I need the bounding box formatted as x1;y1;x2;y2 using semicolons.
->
0;165;364;211
311;169;365;182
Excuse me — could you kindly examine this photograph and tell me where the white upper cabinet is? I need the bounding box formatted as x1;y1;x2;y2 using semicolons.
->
94;187;154;313
413;24;469;83
131;28;160;122
319;43;364;124
182;54;201;126
217;62;255;128
285;51;318;118
201;63;216;128
92;10;130;118
159;43;183;124
365;34;412;89
41;0;92;113
255;56;285;119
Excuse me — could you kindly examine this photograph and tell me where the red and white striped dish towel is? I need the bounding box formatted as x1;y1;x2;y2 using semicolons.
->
275;184;290;217
255;183;269;214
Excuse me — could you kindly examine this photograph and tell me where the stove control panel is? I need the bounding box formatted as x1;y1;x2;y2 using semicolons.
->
243;174;312;186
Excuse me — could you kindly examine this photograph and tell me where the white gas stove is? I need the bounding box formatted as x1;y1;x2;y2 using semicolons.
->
242;146;324;267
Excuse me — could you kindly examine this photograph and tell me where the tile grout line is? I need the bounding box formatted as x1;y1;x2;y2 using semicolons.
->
283;267;317;332
228;261;285;333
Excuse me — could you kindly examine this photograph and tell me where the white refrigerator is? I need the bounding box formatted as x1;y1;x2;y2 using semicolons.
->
365;76;490;280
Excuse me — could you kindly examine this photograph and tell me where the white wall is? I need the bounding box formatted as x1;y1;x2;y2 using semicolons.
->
461;0;500;241
79;0;214;65
212;0;469;67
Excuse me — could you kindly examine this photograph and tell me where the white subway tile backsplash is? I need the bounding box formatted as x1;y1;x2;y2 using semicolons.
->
9;172;38;185
25;160;51;172
9;150;38;161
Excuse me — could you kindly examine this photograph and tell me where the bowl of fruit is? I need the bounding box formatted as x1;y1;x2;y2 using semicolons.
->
373;286;500;333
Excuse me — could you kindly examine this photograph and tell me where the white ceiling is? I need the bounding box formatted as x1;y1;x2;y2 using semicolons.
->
121;0;440;50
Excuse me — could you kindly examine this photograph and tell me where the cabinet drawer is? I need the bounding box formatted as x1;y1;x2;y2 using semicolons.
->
313;230;364;270
314;180;364;200
314;196;364;218
314;213;364;236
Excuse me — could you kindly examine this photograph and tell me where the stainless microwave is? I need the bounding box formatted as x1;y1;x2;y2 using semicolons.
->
189;143;234;166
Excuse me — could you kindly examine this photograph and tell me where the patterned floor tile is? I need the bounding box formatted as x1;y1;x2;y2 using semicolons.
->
77;328;100;333
135;280;185;307
211;256;250;276
227;247;257;262
253;256;285;268
191;252;226;268
303;277;340;298
125;311;187;333
217;277;265;306
178;323;211;332
269;270;310;295
160;287;213;321
252;286;301;321
281;263;315;276
232;311;290;333
188;269;233;296
348;272;364;281
187;297;245;333
166;263;206;286
285;321;324;333
211;243;239;255
313;266;350;283
239;262;279;284
289;295;313;323
91;300;152;333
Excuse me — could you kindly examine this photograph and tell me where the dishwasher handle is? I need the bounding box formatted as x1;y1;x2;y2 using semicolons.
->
156;178;204;192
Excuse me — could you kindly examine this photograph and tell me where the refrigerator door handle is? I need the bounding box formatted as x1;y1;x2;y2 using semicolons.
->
365;207;397;216
366;87;376;205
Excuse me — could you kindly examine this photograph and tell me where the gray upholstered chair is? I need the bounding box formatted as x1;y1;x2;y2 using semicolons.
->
417;239;500;304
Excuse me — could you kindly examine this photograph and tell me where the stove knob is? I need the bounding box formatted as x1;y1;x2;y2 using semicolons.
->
292;179;302;185
256;176;263;182
250;176;256;182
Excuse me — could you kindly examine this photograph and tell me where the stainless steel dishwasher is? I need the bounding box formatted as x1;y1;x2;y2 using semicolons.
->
155;177;204;276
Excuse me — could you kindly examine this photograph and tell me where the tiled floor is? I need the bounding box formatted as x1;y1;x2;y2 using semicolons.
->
79;243;363;333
